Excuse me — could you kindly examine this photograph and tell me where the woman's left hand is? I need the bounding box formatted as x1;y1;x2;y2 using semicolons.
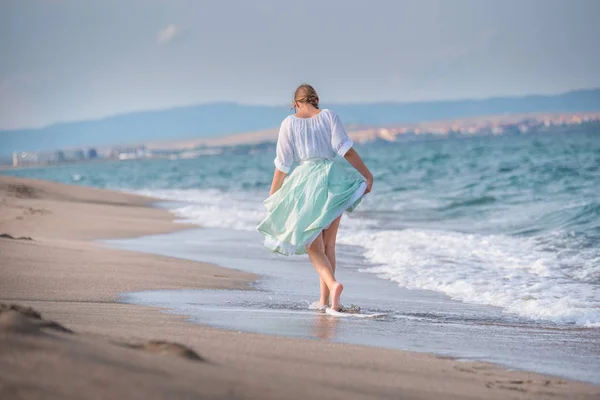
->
364;175;373;194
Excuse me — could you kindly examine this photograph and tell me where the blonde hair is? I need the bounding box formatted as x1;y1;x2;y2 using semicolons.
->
293;84;319;109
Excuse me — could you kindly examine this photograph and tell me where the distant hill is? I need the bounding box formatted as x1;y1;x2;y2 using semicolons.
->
1;88;599;157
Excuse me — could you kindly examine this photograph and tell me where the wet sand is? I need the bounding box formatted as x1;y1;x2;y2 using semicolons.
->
111;228;600;385
1;175;599;399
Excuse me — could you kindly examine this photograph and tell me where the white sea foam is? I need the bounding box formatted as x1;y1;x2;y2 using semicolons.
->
137;188;600;327
308;301;327;311
339;229;600;326
135;188;265;231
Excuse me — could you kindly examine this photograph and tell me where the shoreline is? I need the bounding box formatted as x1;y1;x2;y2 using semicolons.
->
111;227;600;385
1;175;599;399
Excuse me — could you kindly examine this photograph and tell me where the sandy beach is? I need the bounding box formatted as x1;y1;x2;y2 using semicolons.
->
1;175;598;400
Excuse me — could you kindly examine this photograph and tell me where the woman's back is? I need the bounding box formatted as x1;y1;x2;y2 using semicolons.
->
274;109;354;173
259;83;373;311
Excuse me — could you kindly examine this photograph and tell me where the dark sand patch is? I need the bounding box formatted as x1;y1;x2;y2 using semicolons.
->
0;233;34;241
121;340;206;362
1;303;204;361
0;304;72;334
6;183;39;199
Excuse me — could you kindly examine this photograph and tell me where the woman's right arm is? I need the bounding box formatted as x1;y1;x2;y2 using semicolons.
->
344;147;373;194
270;117;293;195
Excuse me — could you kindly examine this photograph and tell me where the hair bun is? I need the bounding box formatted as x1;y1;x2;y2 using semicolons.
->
293;84;320;109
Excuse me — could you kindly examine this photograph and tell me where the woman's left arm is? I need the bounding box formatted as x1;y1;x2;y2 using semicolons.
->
269;169;287;196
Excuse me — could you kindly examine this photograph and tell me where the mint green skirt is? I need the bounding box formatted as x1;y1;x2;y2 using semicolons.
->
257;159;366;256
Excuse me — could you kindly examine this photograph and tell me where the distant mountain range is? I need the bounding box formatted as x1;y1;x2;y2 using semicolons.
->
1;88;599;157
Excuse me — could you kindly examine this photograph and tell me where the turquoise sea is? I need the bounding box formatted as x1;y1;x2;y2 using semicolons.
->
5;131;600;327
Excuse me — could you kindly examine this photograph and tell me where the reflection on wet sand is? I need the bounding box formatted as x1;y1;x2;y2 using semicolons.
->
312;314;340;339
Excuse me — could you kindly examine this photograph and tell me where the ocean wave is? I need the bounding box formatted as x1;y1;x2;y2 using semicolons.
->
440;195;497;210
135;188;600;327
563;202;600;230
134;188;266;231
339;228;600;327
533;201;600;234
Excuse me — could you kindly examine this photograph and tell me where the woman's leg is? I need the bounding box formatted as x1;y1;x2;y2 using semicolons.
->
307;233;343;311
319;215;342;306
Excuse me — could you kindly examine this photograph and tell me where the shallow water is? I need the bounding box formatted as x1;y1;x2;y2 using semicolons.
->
107;227;600;385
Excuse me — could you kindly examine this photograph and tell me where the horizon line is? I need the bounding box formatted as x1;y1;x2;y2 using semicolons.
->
1;86;598;133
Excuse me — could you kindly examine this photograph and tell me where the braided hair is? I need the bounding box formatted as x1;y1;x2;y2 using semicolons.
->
293;84;319;110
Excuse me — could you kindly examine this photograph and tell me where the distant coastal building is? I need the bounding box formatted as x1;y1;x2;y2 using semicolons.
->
74;149;85;161
87;148;98;159
12;152;39;166
54;151;66;163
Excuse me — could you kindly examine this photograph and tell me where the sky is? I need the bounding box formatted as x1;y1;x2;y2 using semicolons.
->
1;0;599;130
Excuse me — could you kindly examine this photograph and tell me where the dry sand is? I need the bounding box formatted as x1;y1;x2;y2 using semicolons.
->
0;175;598;400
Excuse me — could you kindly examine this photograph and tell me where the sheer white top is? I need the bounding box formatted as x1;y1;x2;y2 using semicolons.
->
274;109;353;173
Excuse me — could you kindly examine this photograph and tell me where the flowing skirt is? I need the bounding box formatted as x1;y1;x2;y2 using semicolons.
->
257;158;367;256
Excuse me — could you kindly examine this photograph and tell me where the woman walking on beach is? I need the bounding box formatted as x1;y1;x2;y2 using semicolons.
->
257;84;373;311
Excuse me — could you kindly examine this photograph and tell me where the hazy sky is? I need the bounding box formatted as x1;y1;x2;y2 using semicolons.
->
1;0;599;130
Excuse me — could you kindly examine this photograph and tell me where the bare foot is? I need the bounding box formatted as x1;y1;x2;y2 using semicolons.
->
329;282;344;311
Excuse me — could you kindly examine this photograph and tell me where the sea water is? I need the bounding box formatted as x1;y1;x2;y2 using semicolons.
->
5;132;599;327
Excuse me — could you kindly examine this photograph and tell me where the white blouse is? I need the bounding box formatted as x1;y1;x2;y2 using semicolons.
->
274;109;353;173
